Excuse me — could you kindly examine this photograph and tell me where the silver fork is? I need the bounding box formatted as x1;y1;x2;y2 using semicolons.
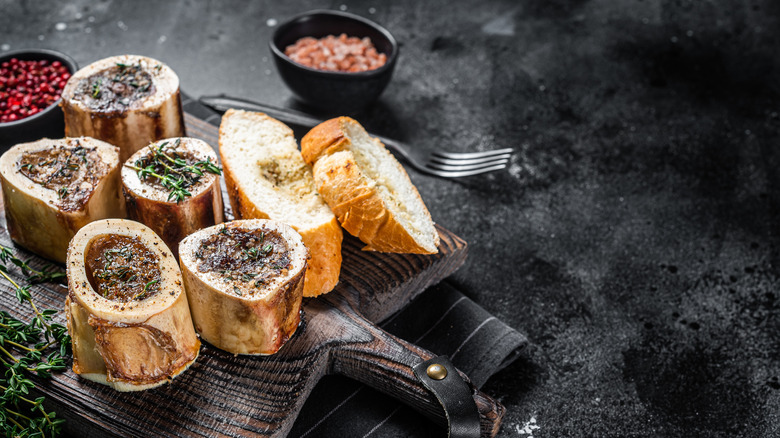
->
199;95;513;178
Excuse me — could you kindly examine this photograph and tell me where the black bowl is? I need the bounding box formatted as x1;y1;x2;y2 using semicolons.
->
270;10;398;114
0;49;78;149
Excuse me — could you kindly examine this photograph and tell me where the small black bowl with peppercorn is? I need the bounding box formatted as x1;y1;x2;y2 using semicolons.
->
270;10;398;114
0;49;78;149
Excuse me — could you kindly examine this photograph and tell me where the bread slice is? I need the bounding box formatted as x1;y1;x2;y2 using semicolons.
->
301;117;439;254
218;109;342;297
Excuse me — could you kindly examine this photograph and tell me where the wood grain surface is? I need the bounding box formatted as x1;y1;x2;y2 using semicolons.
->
0;114;504;437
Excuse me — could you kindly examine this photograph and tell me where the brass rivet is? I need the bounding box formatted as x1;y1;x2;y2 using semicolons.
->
426;363;448;380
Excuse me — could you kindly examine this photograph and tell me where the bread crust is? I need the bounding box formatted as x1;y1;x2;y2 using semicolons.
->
302;117;439;254
219;109;342;297
299;118;350;164
296;217;342;295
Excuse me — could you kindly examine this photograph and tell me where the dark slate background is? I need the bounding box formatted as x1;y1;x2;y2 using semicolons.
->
2;0;780;436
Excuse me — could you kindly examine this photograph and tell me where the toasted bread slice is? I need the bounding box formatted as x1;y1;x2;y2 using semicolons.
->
218;109;342;297
302;117;439;254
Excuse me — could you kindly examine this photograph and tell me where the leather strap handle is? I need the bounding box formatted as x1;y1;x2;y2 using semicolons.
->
414;356;481;438
323;292;505;437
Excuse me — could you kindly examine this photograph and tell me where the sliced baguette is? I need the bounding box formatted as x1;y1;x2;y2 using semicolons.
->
218;109;342;297
301;117;439;254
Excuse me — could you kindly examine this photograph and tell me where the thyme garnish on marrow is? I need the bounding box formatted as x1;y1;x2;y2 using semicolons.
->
114;63;151;93
18;145;90;202
195;227;290;294
0;245;69;438
91;79;102;98
125;139;222;203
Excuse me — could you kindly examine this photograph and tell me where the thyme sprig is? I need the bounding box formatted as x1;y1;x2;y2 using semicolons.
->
0;245;69;438
242;243;272;261
125;140;222;203
0;248;65;285
131;279;159;301
91;78;101;99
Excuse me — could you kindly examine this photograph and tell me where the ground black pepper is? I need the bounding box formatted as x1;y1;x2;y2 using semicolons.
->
84;234;162;302
196;226;292;295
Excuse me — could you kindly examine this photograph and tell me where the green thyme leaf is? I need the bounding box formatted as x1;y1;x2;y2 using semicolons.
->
0;244;70;437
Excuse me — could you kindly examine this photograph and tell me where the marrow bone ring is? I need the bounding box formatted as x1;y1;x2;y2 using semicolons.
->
66;219;200;391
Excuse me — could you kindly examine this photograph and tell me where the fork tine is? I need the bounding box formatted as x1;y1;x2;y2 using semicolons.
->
429;154;512;166
424;164;508;178
426;160;509;172
425;160;509;171
431;148;514;160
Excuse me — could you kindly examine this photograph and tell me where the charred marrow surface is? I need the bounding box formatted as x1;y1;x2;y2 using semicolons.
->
72;62;156;113
126;138;220;203
84;234;162;303
195;226;292;296
17;139;109;211
0;137;125;263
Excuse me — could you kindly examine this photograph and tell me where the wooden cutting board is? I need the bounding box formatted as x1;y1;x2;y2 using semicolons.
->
0;114;504;437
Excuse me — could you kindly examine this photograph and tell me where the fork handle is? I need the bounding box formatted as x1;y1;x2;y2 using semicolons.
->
198;95;413;163
199;95;323;127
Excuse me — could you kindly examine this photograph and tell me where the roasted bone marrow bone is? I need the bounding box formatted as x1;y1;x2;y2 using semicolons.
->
179;219;307;355
0;137;126;263
66;219;200;392
61;55;185;161
122;137;224;257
